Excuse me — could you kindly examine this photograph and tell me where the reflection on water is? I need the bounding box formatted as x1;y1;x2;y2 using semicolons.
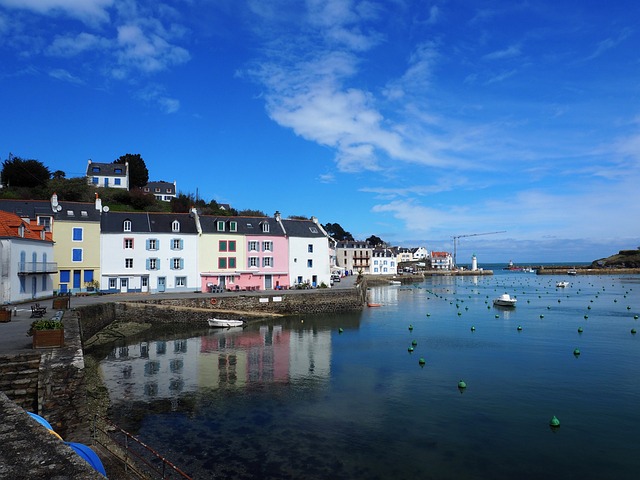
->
98;274;640;480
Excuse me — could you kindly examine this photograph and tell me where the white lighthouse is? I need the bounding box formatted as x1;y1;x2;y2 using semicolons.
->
471;253;478;271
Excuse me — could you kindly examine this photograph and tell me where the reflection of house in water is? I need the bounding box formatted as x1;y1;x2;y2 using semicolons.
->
100;324;333;404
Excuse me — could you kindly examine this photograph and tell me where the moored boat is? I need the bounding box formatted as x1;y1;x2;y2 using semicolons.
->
556;281;570;288
493;293;517;307
208;318;245;328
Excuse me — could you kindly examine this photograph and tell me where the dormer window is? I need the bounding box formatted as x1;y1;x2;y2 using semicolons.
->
261;222;269;233
123;220;132;232
172;220;180;232
114;168;122;174
217;221;225;232
92;167;100;172
144;187;149;192
230;221;237;232
309;227;318;233
155;188;161;192
67;210;74;216
18;225;25;237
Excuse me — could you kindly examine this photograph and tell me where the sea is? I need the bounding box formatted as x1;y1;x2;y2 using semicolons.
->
96;267;640;479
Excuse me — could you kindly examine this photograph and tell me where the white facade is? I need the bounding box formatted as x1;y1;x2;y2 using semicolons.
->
412;247;429;260
370;248;398;275
288;236;331;287
0;238;56;303
100;231;199;293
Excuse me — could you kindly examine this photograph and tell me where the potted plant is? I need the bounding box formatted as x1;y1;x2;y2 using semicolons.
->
28;319;64;348
85;279;100;293
0;306;11;323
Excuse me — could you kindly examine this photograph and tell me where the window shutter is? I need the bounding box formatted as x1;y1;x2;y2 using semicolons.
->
146;259;150;271
157;259;161;270
180;239;184;249
180;258;184;269
146;239;150;250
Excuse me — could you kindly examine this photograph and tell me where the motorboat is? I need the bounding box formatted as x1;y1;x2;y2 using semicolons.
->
208;318;245;328
493;293;517;307
556;281;570;288
567;269;578;276
389;280;401;285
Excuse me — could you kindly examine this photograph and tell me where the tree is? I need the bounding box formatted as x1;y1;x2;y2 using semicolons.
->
237;209;266;217
1;154;51;188
114;153;148;189
366;235;384;247
324;222;354;241
47;177;91;202
288;215;309;220
52;170;66;180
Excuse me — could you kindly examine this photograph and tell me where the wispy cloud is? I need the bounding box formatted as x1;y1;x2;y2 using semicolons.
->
47;32;111;57
49;68;83;84
136;84;180;114
0;0;113;25
483;44;521;60
584;28;632;61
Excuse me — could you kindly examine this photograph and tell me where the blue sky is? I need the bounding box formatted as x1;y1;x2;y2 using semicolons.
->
1;1;639;263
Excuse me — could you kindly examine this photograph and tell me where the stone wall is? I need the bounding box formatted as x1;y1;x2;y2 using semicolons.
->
0;352;40;411
0;392;104;479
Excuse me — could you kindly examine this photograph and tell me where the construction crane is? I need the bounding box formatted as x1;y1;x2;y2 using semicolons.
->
452;231;506;268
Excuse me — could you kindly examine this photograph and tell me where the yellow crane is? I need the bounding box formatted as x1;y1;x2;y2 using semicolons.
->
452;231;506;268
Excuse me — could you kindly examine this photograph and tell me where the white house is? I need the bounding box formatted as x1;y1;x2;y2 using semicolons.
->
99;211;199;293
86;160;129;189
411;247;429;261
0;211;56;303
285;216;332;287
370;247;398;275
431;251;453;270
142;181;177;202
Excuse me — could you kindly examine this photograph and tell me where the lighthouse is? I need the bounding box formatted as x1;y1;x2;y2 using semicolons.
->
471;253;478;271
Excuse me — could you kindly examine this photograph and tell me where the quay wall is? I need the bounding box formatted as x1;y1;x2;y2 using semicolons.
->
537;267;640;275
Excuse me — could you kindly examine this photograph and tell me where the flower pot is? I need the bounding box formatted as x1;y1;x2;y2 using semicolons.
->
33;329;65;348
52;297;70;310
0;309;11;323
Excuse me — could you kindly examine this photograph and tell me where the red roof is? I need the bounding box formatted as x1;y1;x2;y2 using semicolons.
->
431;251;450;257
0;210;53;241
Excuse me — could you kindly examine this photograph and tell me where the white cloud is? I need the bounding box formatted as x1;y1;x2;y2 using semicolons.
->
136;84;180;113
47;32;111;57
49;68;83;84
483;44;521;60
0;0;113;24
116;23;190;74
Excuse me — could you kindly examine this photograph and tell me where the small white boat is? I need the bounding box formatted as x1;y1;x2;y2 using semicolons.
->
493;293;517;307
556;281;570;288
389;280;401;285
567;269;578;276
208;318;245;328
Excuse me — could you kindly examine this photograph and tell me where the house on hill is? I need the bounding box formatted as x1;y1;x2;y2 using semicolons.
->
86;160;129;189
0;210;56;303
142;181;177;202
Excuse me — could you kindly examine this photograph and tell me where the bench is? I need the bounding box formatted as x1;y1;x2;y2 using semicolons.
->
30;304;47;318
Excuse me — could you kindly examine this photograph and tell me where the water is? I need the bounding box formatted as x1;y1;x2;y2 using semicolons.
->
97;272;640;479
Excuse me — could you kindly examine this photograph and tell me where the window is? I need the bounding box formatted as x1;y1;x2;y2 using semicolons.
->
125;258;133;269
166;188;171;193
229;240;236;252
172;258;184;270
172;220;180;232
60;270;70;282
146;239;158;250
263;241;272;252
261;222;269;233
218;258;227;269
92;177;99;184
38;216;52;230
309;227;318;233
172;239;183;250
147;258;158;270
114;168;122;174
248;241;259;251
109;278;117;289
66;210;74;217
84;270;94;283
175;277;186;287
72;248;83;262
217;220;225;231
230;221;237;232
249;257;258;267
72;227;83;241
80;211;88;217
124;238;133;249
92;166;100;173
114;178;121;185
123;220;132;232
144;187;149;192
263;257;273;267
308;244;313;253
219;240;227;252
307;259;313;268
229;257;236;268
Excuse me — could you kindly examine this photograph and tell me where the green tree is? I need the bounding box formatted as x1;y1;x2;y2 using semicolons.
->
52;170;66;180
237;209;266;217
1;155;51;188
366;235;384;247
324;222;354;241
114;153;148;189
47;177;91;202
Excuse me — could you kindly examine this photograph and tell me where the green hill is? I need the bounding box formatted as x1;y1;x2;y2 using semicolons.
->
592;248;640;268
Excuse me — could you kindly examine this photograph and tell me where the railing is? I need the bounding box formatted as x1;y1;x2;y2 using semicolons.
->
17;262;58;274
92;416;192;479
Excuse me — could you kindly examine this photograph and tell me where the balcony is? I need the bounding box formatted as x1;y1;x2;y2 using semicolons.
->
17;262;59;275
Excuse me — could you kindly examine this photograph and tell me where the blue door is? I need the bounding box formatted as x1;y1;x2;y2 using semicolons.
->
73;270;81;290
158;277;166;292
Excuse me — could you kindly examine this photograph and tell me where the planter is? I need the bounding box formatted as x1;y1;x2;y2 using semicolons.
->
0;309;11;323
52;297;70;310
33;329;65;349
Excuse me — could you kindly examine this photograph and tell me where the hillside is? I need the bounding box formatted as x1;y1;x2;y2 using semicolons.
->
592;248;640;268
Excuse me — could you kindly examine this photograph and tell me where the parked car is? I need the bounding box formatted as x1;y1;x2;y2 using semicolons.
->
332;275;341;282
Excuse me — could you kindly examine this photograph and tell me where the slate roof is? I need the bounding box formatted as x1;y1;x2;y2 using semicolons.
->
281;219;327;238
143;181;175;194
86;162;127;177
197;215;286;236
0;199;101;222
100;211;199;234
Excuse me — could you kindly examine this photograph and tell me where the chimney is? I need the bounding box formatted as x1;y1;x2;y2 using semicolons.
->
95;193;102;212
274;211;281;222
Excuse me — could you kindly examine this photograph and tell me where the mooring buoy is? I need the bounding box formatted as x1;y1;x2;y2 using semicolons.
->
549;415;560;428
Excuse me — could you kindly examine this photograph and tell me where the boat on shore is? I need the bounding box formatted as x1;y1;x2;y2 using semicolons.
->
493;293;517;307
208;318;245;328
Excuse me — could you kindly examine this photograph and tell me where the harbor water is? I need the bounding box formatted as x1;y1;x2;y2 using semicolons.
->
98;271;640;479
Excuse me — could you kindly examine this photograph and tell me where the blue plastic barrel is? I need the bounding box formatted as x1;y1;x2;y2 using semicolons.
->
65;442;107;477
